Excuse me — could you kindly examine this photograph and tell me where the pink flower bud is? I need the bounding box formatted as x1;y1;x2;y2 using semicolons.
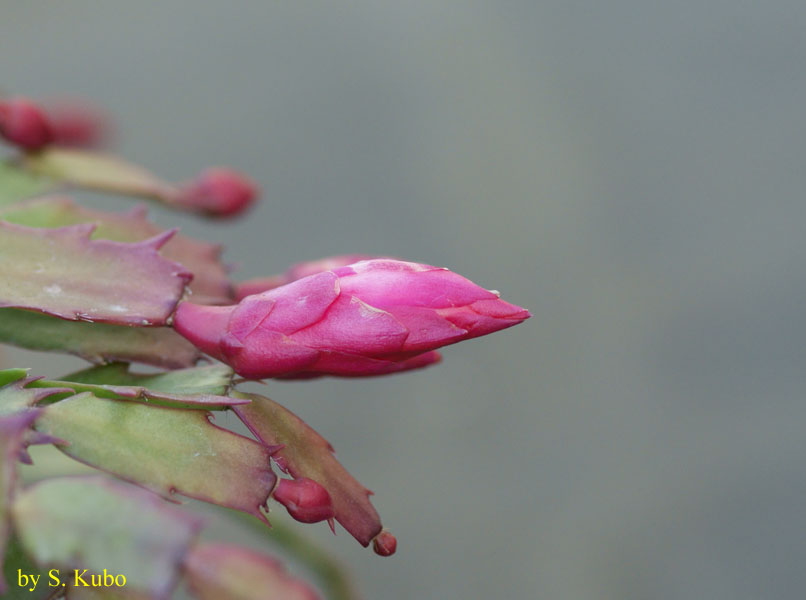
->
45;99;110;148
176;167;258;218
273;478;335;524
372;530;397;557
0;97;54;151
174;259;530;379
235;254;381;300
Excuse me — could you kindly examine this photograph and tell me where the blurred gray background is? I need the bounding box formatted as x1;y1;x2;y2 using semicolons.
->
3;1;806;599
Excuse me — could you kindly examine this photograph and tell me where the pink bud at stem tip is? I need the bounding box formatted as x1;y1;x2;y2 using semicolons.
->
372;530;397;556
0;97;54;151
175;167;258;218
174;259;530;379
273;478;335;524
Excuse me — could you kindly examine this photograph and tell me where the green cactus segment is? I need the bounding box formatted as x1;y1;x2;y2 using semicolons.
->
27;364;245;411
30;381;245;411
0;161;53;208
11;476;201;599
0;411;41;594
34;393;277;519
62;363;233;395
0;369;29;389
23;149;178;203
233;392;383;547
0;221;192;325
0;308;200;368
2;535;51;599
0;197;234;305
0;369;71;418
184;542;322;600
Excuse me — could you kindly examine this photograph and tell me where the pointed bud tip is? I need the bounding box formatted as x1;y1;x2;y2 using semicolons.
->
273;477;335;524
0;97;54;151
177;167;259;218
372;530;397;556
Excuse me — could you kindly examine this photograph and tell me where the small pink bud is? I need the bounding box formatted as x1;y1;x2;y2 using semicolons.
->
176;167;258;218
273;478;335;524
235;254;381;300
372;530;397;556
174;259;530;379
0;97;54;151
45;99;110;148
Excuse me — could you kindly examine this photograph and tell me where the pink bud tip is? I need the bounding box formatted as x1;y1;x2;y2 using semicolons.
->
176;167;258;218
173;259;530;379
45;99;110;148
372;530;397;556
273;478;335;524
0;97;54;151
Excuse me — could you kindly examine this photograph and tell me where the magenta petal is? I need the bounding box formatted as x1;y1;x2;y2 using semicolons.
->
385;350;442;372
303;349;441;377
259;271;340;334
292;295;408;354
339;261;498;309
438;301;529;338
235;331;320;379
389;306;467;352
469;298;532;320
301;351;387;376
227;295;276;342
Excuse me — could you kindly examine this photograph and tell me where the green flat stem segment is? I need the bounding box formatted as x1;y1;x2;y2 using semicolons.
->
0;370;69;418
0;221;191;326
28;363;245;411
234;392;383;547
0;412;42;595
61;363;232;395
0;161;53;208
34;393;276;520
11;476;201;599
0;308;200;369
0;197;233;305
22;149;177;204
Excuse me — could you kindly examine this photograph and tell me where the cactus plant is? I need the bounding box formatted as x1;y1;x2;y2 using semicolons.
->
0;95;529;599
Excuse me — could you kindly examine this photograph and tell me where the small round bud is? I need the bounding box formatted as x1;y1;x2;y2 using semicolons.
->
177;167;258;217
0;97;54;151
46;100;109;148
273;477;335;524
372;530;397;556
